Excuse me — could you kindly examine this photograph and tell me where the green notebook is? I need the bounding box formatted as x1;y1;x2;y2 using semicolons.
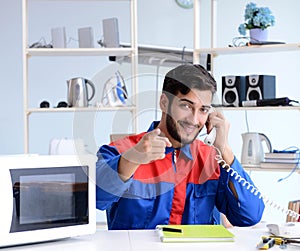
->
156;224;235;243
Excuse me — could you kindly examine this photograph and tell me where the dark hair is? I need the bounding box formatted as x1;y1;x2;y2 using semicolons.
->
162;64;217;99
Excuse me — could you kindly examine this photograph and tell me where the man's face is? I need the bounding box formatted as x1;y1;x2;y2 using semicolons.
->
165;89;212;146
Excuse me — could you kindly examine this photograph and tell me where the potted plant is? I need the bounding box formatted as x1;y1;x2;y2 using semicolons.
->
238;2;275;42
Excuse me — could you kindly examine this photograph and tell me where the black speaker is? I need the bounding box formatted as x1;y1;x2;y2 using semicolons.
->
245;75;276;100
222;76;246;107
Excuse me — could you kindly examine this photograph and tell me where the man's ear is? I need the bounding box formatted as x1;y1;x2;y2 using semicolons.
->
160;93;169;112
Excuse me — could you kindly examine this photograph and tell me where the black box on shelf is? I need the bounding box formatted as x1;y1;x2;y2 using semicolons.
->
245;75;276;101
222;75;246;107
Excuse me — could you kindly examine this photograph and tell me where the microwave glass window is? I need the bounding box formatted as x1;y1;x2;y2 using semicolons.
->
19;173;75;225
10;166;89;233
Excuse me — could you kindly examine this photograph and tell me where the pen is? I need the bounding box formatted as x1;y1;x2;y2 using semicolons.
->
160;227;182;233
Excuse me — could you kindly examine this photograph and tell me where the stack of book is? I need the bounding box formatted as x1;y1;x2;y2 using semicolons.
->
286;200;300;222
260;151;299;169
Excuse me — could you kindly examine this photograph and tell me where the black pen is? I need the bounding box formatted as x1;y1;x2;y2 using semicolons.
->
161;227;182;233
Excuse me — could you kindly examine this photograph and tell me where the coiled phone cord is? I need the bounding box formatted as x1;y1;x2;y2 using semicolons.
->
213;146;300;222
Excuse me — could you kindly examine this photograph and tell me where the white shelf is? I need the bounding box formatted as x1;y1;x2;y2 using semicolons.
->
195;43;300;57
26;48;134;57
26;106;136;115
219;106;300;111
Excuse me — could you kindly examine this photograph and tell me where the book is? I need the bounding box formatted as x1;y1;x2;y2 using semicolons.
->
263;158;299;164
156;224;235;243
264;152;299;159
260;162;299;169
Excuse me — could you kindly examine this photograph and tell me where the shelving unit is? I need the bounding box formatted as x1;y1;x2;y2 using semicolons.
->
22;0;138;153
192;0;300;68
22;0;299;156
192;0;300;106
192;0;300;173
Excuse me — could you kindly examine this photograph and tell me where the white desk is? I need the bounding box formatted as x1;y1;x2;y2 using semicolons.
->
3;226;299;251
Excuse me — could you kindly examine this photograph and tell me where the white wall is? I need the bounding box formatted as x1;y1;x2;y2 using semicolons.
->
0;0;299;223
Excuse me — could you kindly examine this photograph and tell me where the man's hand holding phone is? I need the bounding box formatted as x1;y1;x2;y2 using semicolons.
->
205;110;234;165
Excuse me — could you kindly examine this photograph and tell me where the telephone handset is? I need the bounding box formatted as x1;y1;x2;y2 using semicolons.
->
204;127;216;146
203;106;217;146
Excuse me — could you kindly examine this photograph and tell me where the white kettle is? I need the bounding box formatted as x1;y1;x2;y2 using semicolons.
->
241;132;272;167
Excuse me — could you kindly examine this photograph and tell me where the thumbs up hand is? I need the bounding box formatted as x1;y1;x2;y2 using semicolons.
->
128;128;172;165
118;128;172;181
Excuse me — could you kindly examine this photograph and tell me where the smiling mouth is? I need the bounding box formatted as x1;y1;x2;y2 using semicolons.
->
178;121;200;135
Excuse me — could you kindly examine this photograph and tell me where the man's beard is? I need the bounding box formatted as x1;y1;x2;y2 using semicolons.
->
166;112;202;146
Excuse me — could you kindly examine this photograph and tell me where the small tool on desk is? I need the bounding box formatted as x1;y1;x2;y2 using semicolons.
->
262;236;285;246
268;235;300;249
257;235;300;249
257;237;275;250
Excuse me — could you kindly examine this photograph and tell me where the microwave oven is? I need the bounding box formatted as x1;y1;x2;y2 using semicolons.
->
0;154;96;248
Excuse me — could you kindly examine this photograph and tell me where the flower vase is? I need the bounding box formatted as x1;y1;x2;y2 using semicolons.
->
249;28;269;43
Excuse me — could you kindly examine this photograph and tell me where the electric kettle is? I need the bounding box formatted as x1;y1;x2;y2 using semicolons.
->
241;132;272;167
67;77;95;107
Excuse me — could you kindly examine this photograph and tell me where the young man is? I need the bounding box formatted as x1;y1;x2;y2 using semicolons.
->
96;64;265;230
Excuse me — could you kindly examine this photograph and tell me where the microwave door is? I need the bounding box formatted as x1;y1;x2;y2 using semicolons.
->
9;166;89;233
